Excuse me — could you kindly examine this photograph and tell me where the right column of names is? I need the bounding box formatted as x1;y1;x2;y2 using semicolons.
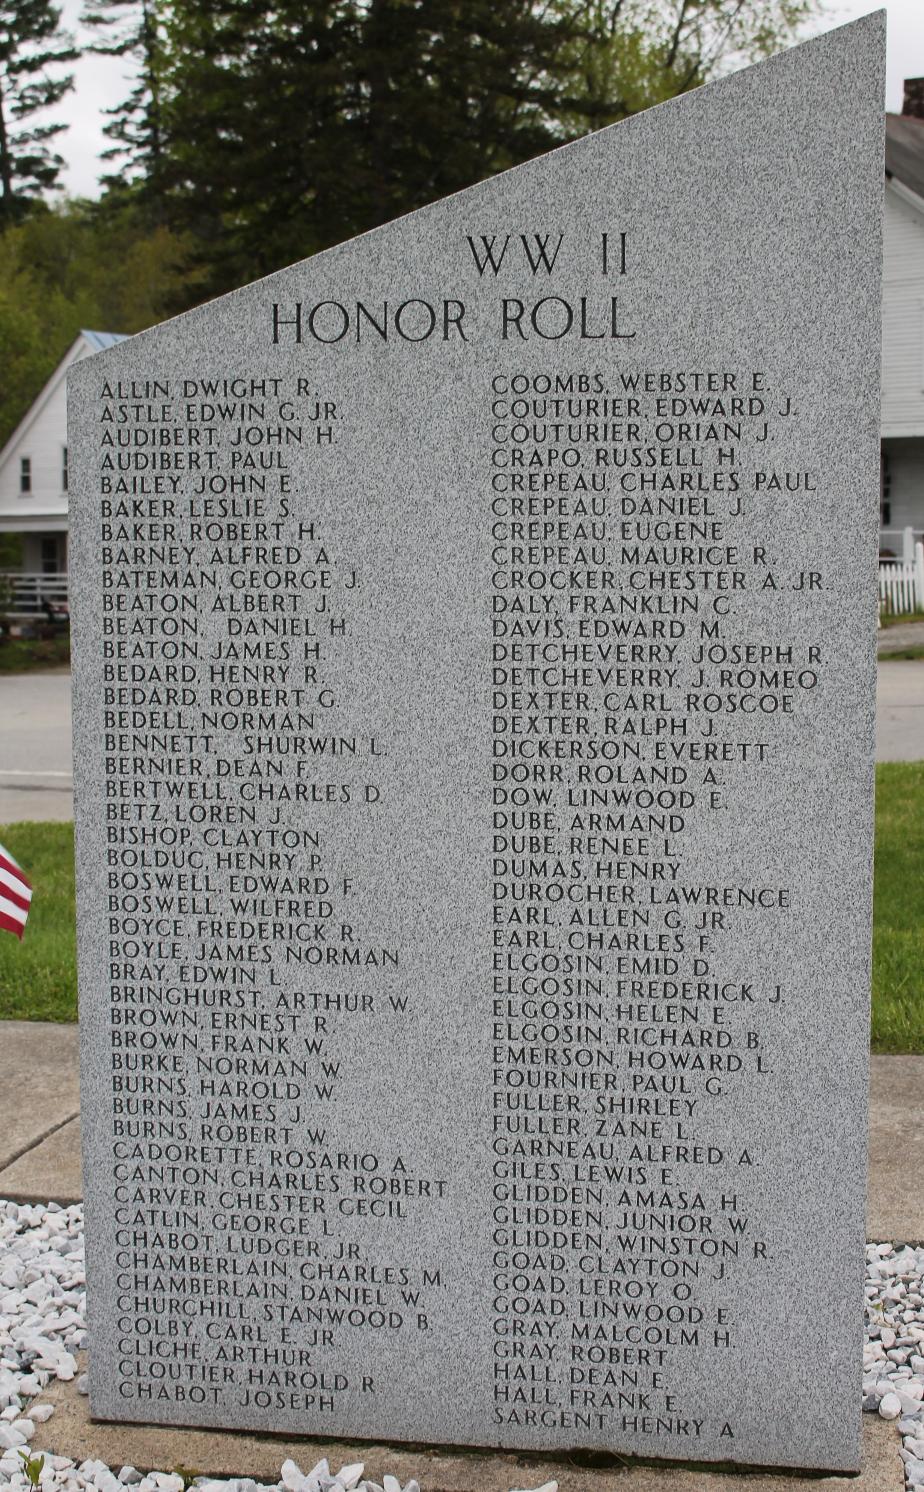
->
487;365;823;1447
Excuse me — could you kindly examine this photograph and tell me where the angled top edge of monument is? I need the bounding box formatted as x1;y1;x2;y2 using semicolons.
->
68;9;886;372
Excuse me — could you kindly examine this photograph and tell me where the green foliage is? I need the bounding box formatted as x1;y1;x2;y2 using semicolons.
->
18;1452;45;1491
81;0;167;210
152;0;573;292
0;199;198;444
0;634;70;670
879;611;924;629
550;0;822;131
0;533;23;569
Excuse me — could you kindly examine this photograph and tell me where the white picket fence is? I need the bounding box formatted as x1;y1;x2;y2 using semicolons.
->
879;544;924;618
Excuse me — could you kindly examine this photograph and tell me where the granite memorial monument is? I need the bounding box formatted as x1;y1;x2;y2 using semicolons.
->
69;14;885;1474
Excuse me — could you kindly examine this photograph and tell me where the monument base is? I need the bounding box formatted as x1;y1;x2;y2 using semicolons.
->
32;1365;901;1492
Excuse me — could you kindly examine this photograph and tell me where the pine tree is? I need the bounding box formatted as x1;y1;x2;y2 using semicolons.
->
160;0;363;275
97;0;818;295
156;0;577;294
81;0;166;212
0;0;76;225
354;0;575;222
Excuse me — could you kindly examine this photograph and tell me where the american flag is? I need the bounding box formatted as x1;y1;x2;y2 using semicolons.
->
0;843;32;940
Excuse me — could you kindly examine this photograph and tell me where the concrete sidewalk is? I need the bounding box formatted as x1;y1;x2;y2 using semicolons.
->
0;1021;922;1242
0;1020;80;1197
877;659;924;761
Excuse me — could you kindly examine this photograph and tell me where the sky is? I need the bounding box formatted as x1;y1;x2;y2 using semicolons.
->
54;0;924;199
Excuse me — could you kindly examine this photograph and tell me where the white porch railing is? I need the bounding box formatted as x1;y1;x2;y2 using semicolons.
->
0;571;69;617
880;527;924;557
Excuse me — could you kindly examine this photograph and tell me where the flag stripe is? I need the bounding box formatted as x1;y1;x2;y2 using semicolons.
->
0;888;28;923
0;879;29;914
0;849;30;890
0;866;31;907
0;909;24;940
0;841;31;940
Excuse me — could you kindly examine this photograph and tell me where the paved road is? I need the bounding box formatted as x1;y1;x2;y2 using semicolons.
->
1;665;922;823
877;660;924;763
0;669;73;822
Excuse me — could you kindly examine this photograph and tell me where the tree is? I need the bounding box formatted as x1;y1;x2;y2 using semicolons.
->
0;0;76;226
156;0;362;279
353;0;576;222
81;0;167;212
96;0;820;296
150;0;583;294
0;199;197;442
552;0;820;131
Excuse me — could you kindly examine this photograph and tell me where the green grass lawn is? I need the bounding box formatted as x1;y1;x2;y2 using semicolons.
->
0;822;79;1022
872;763;924;1051
2;770;924;1049
879;610;924;629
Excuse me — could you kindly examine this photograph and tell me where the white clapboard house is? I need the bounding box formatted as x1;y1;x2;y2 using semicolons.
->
4;84;924;612
0;330;125;616
883;85;924;560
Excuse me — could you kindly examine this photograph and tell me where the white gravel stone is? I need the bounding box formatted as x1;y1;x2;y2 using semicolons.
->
0;1205;921;1492
280;1462;304;1492
865;1244;924;1492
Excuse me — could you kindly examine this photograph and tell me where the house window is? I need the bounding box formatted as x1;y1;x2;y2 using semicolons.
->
40;538;59;576
62;446;68;492
881;449;892;528
20;457;31;495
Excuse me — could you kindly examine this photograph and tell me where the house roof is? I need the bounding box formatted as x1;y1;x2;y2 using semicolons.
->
80;330;128;353
886;113;924;204
0;329;129;482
